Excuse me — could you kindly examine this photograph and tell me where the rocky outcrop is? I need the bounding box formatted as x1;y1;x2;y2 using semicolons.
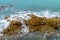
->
24;14;60;33
2;14;60;36
2;20;22;35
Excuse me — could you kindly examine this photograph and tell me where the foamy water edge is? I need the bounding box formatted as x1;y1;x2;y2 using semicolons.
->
0;10;60;36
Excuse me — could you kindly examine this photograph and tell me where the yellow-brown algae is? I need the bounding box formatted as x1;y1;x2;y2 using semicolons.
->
45;17;60;28
2;14;60;36
26;14;46;26
40;25;55;33
2;20;22;35
24;14;60;33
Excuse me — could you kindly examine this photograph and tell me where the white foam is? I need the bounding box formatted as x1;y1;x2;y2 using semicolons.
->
14;10;60;19
0;34;3;36
21;25;29;33
39;10;60;18
0;19;10;32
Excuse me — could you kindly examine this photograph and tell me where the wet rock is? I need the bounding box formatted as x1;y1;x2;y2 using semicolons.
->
46;17;60;28
45;35;55;40
26;14;46;26
29;26;41;32
40;25;55;33
2;14;60;37
55;24;60;31
4;16;10;19
2;20;22;35
24;14;60;33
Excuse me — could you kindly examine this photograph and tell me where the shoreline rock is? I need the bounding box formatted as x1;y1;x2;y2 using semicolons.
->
2;20;22;35
1;14;60;36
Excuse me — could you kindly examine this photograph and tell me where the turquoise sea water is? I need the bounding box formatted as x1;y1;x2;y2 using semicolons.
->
0;0;60;11
0;0;60;19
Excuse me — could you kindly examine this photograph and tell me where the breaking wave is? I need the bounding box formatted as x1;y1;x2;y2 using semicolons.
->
0;6;60;36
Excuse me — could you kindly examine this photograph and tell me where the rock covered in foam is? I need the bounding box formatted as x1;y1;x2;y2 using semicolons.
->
2;20;22;35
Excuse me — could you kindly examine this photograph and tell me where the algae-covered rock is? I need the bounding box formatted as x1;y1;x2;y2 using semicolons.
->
2;20;22;35
2;14;60;36
26;14;46;26
29;25;55;33
29;26;41;32
40;25;55;33
24;14;47;32
24;14;60;33
46;17;60;29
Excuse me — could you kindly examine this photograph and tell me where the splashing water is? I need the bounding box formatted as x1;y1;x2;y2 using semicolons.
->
0;5;60;37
